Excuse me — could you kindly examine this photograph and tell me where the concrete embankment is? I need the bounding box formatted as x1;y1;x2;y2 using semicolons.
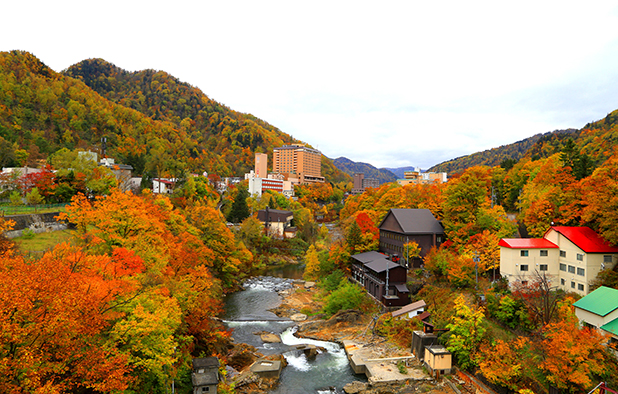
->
343;340;432;385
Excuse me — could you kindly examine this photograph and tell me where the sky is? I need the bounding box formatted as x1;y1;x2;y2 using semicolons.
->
3;1;618;169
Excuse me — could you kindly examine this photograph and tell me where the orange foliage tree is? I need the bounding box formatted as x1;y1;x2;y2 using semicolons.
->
0;244;137;393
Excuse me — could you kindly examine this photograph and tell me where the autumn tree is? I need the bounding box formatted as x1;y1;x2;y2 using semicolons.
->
512;271;562;329
0;244;137;393
580;154;618;245
446;295;487;370
478;338;531;391
303;244;321;281
540;301;618;393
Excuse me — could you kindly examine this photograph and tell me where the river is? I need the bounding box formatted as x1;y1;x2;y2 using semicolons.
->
223;274;367;393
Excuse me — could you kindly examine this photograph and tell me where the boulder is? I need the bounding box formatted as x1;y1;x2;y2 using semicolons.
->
343;381;368;394
290;313;308;322
260;333;281;343
304;281;316;289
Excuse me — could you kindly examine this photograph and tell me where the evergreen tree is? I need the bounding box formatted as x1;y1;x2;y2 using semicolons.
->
226;185;250;223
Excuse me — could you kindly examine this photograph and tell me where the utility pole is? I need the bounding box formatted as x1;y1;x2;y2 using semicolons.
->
473;252;480;291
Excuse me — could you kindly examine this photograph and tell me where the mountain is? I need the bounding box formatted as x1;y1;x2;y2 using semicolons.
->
381;166;419;179
332;157;397;184
0;51;350;183
427;129;578;174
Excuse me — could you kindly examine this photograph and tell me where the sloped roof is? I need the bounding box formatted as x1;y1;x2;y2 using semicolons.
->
257;208;293;223
365;258;400;273
548;226;618;253
379;209;444;234
392;300;426;317
573;286;618;316
395;284;409;293
499;238;558;249
351;251;388;264
601;318;618;337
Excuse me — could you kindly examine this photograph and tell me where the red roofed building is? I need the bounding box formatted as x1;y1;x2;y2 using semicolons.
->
500;227;618;295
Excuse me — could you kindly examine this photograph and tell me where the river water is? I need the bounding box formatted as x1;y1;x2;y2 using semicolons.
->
223;275;366;393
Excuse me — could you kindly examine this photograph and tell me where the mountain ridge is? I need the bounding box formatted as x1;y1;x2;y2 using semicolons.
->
0;51;350;183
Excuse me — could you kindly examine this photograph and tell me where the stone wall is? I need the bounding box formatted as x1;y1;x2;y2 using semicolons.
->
3;212;68;238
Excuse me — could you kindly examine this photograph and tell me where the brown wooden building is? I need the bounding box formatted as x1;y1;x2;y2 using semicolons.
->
350;251;409;307
378;209;445;268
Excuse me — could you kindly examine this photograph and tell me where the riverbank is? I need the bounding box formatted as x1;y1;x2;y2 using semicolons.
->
265;281;483;394
224;277;486;394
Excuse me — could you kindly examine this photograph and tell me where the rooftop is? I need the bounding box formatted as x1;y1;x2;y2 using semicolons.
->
380;209;444;234
392;300;426;318
549;226;618;253
499;238;558;249
573;286;618;316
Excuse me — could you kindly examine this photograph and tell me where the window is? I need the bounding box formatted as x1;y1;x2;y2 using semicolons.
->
568;265;575;273
561;278;565;285
560;250;566;258
539;264;548;271
559;263;566;271
604;255;613;263
577;253;584;261
520;265;529;271
571;281;575;289
578;283;585;291
520;250;529;257
577;267;585;276
540;250;548;257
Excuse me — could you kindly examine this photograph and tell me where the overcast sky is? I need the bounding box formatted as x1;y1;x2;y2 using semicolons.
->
3;1;618;169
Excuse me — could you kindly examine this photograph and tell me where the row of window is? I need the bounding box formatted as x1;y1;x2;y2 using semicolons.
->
520;250;614;264
559;263;586;276
519;264;547;271
560;278;585;292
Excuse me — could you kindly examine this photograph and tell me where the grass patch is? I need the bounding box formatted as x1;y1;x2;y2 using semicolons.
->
485;316;518;342
13;229;77;252
0;204;67;216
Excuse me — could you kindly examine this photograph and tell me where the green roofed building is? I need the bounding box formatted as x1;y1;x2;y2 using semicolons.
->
573;286;618;343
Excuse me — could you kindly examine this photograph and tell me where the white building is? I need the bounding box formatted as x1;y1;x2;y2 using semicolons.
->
499;226;618;295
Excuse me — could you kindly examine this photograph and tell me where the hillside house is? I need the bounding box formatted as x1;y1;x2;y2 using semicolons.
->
257;208;295;238
392;300;427;320
192;357;219;394
500;226;618;295
378;209;445;268
573;286;618;345
153;178;176;194
350;251;409;307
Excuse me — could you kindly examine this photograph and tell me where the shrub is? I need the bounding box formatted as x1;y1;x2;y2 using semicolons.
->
21;228;35;239
320;269;345;292
322;281;367;317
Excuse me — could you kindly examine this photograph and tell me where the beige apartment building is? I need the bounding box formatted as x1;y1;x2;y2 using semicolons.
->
273;144;324;184
499;226;618;295
255;153;268;178
397;170;447;186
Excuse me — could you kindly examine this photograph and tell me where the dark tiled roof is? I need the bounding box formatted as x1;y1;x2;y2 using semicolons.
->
351;251;388;264
380;209;444;234
257;209;293;223
365;258;400;273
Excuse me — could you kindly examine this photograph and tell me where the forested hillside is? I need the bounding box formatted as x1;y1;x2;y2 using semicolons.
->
0;51;349;182
428;129;578;173
332;157;397;184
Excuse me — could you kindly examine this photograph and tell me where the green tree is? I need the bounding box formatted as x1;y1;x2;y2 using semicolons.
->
25;187;43;209
322;281;368;317
446;295;487;370
226;185;250;223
